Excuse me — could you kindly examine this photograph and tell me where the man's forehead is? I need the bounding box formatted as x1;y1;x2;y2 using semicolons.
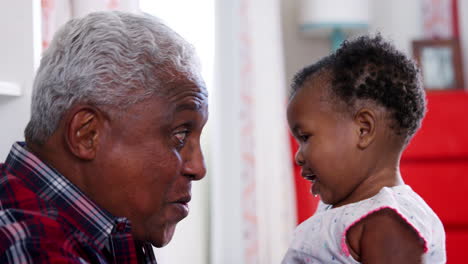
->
175;99;207;112
164;78;208;103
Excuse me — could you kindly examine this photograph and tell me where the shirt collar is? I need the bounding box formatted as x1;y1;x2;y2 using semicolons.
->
5;142;121;250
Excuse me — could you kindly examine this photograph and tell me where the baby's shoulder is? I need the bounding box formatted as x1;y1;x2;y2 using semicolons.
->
346;207;425;262
343;185;445;262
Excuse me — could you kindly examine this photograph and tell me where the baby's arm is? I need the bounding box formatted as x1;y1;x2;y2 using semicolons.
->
346;208;425;264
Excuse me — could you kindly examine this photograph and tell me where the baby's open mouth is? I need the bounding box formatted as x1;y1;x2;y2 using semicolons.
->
302;173;317;183
302;172;319;197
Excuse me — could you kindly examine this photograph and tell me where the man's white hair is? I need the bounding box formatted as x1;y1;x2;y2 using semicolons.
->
25;11;202;144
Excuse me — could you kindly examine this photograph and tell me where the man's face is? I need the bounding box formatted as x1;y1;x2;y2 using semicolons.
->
89;78;208;247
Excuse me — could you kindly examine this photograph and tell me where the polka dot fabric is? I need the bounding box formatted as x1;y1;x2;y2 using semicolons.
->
282;185;446;263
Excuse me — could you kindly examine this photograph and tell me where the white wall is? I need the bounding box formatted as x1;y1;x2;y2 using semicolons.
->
0;0;41;161
460;0;468;88
369;0;422;56
281;0;330;85
281;0;468;87
280;0;422;71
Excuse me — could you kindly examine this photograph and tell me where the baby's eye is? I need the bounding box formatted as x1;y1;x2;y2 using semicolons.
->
298;134;309;142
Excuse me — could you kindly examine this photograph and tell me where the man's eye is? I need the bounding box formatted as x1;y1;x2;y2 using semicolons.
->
174;130;189;146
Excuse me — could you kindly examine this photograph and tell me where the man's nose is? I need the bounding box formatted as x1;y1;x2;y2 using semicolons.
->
182;142;206;181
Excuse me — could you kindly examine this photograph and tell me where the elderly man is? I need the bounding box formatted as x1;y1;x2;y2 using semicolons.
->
0;11;208;263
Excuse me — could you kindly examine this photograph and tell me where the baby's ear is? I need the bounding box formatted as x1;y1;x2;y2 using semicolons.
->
354;108;376;149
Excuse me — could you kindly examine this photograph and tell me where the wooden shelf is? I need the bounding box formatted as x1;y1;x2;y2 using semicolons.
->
0;81;21;96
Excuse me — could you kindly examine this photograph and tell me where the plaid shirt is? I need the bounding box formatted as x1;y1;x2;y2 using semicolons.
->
0;142;157;263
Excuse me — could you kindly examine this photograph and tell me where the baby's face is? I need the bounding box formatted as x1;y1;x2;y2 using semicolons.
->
287;74;367;206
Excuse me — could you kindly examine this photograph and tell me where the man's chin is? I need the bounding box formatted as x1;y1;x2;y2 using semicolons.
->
151;237;173;248
147;225;177;248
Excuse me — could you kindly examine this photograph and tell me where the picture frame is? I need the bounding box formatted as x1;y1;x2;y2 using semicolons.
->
412;39;464;90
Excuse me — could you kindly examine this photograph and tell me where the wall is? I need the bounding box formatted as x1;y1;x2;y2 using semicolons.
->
281;0;467;87
0;0;41;161
280;0;330;85
460;0;468;88
368;0;422;56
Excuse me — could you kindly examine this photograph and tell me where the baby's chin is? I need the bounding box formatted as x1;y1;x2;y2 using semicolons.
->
318;193;340;206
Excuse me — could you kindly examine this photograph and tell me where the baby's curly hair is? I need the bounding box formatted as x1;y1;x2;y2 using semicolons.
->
291;34;426;142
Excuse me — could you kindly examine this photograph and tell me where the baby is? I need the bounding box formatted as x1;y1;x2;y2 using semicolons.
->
282;35;446;263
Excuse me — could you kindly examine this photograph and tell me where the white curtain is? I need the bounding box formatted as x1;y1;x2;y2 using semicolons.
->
42;0;139;49
211;0;297;263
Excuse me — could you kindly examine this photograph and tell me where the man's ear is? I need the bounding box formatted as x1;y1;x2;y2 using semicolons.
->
66;107;102;160
354;108;376;149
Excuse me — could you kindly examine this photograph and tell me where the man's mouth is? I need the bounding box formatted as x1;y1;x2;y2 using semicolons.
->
174;195;191;205
171;195;191;219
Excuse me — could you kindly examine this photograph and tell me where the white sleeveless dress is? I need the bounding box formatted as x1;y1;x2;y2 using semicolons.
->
282;185;446;263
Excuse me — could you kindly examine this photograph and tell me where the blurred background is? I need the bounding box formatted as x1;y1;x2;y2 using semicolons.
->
0;0;466;263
